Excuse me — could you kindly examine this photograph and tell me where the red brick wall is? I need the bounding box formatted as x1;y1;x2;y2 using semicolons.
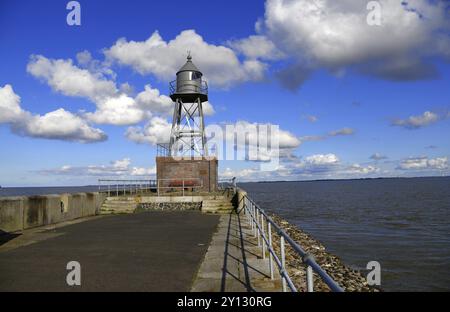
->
156;157;218;192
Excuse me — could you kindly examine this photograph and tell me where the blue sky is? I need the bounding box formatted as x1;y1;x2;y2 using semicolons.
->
0;0;449;186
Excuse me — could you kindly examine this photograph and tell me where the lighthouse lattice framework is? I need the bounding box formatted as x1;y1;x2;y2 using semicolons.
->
169;54;208;157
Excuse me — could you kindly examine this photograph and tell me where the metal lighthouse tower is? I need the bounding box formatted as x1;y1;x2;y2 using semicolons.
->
169;53;208;157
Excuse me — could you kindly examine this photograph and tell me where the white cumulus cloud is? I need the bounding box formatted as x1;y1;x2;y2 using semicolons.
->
27;55;117;102
125;116;172;145
346;164;379;174
104;30;267;88
305;153;340;166
27;55;203;126
257;0;450;89
392;111;444;129
41;158;156;177
398;156;448;170
85;93;147;126
228;35;284;60
0;84;106;143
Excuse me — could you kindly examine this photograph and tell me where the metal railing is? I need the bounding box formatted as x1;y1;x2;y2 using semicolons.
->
98;179;157;196
157;178;203;196
242;192;344;292
218;177;236;192
157;143;170;157
169;79;208;96
98;178;207;197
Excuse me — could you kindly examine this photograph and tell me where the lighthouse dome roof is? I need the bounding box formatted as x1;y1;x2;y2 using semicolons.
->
177;54;201;74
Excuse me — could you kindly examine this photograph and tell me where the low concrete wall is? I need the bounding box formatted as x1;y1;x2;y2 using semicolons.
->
0;192;106;233
236;188;247;211
0;197;24;233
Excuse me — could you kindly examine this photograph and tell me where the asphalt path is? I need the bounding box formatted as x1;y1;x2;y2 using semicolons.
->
0;211;220;291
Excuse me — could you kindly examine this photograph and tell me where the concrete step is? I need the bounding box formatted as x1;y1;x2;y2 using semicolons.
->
101;202;137;207
202;202;234;213
100;206;135;211
100;209;135;215
101;204;135;208
202;205;233;209
202;204;233;208
101;206;136;210
203;196;228;201
202;199;234;212
202;201;232;205
202;207;234;211
202;203;233;207
101;206;136;211
100;197;137;214
106;197;136;202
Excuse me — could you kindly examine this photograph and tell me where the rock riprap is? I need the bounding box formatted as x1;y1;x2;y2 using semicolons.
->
268;214;380;292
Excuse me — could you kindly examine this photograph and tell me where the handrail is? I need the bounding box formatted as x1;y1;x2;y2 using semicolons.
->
157;178;203;196
242;191;344;292
98;179;157;197
218;177;236;191
97;178;205;197
169;79;208;96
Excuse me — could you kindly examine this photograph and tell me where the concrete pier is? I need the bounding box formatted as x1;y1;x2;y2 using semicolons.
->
0;211;219;291
0;189;282;292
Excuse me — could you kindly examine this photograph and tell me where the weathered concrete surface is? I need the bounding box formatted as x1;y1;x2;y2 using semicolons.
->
191;212;281;292
0;197;24;232
100;196;138;214
102;193;235;214
0;193;106;233
0;211;220;291
139;194;226;203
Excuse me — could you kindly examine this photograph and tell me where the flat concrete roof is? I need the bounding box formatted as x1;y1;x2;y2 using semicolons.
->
0;211;220;291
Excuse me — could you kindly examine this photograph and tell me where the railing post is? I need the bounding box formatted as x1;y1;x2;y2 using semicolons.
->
157;180;160;197
306;265;314;292
249;200;253;229
268;222;274;280
116;184;118;197
252;203;255;232
257;210;261;247
256;211;261;246
261;214;266;259
182;179;185;196
249;201;253;228
108;184;110;197
253;205;257;237
281;236;287;292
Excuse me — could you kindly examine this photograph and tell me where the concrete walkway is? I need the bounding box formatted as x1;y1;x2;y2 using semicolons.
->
191;211;282;292
0;211;220;291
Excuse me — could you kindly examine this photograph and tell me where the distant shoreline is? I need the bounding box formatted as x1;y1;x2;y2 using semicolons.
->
0;175;449;189
241;175;450;184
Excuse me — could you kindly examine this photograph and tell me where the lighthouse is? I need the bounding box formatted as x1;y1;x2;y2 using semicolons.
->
169;53;208;157
156;53;218;193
